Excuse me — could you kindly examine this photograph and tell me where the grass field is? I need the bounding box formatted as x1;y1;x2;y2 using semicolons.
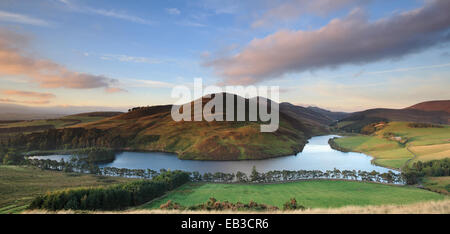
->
0;115;109;129
0;166;134;214
422;177;450;195
332;121;450;193
333;122;450;169
140;181;445;210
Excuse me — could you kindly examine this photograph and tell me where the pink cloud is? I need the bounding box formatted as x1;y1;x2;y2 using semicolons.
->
0;98;50;105
105;87;127;93
205;0;450;85
0;28;121;91
2;89;55;99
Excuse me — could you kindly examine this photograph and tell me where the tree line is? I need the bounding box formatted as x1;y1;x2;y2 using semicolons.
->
402;158;450;184
28;170;190;211
26;157;404;184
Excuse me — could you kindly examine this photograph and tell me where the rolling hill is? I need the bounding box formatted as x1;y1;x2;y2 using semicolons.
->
0;103;125;120
306;106;350;122
0;112;123;144
406;100;450;113
8;93;336;160
334;100;450;133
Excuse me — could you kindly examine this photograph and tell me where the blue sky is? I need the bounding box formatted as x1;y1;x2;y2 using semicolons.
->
0;0;449;112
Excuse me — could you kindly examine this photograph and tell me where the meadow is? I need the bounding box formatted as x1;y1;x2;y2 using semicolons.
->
0;165;134;214
333;122;450;169
140;180;445;210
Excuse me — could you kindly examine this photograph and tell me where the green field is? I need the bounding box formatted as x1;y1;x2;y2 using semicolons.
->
333;122;450;169
140;181;445;210
0;166;133;214
422;177;450;195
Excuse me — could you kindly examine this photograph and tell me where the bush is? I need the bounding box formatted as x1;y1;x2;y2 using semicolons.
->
408;123;443;128
2;150;24;165
283;198;306;211
159;197;280;211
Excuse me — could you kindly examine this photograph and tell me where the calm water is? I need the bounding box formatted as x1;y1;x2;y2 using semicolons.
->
30;135;395;175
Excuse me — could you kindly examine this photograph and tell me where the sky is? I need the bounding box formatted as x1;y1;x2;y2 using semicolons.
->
0;0;449;112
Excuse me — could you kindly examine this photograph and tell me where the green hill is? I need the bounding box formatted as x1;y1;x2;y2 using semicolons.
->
8;93;331;160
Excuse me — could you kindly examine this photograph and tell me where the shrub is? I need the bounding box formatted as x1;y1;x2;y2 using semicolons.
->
283;198;306;210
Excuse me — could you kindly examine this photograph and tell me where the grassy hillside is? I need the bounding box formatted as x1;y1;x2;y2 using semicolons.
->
332;121;450;193
332;122;450;169
422;177;450;195
407;100;450;113
9;94;330;160
335;122;450;168
0;112;122;143
0;165;134;214
140;181;445;209
333;101;450;133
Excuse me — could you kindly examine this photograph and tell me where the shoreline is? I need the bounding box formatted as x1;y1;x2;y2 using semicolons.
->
328;136;402;172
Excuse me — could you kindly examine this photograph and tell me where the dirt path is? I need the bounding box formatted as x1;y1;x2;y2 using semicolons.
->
404;146;419;168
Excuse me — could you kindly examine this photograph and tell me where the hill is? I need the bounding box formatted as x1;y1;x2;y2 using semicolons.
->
407;100;450;113
0;112;123;144
334;101;450;133
306;106;350;122
280;103;336;126
8;93;331;160
0;103;126;121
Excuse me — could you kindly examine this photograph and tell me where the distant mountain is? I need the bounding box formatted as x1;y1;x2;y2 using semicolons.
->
0;103;64;120
335;100;450;133
0;103;127;120
10;93;330;161
406;100;450;113
280;103;345;125
306;106;350;122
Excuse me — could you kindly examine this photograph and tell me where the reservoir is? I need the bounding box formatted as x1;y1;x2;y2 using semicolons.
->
30;135;396;175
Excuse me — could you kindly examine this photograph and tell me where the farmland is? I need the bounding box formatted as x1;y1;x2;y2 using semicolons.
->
0;165;134;214
332;122;450;169
140;181;445;210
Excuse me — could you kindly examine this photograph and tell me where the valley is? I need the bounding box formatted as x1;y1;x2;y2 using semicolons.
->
0;98;449;214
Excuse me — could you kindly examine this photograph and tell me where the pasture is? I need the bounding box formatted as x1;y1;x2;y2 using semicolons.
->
141;180;445;209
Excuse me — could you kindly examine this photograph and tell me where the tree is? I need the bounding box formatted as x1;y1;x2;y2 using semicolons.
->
2;150;24;165
236;171;248;183
250;166;259;182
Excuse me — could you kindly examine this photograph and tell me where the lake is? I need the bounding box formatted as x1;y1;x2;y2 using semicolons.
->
30;135;395;175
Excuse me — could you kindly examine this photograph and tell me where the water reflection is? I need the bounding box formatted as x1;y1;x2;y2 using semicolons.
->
31;135;395;175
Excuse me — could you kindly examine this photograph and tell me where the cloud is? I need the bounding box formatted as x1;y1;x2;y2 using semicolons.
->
198;0;240;14
100;54;163;64
0;10;51;27
205;0;450;85
124;79;176;88
291;74;450;111
0;98;50;105
252;0;367;28
0;28;119;90
2;90;55;99
176;20;207;27
58;0;155;25
105;87;127;93
1;89;55;105
166;8;181;15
